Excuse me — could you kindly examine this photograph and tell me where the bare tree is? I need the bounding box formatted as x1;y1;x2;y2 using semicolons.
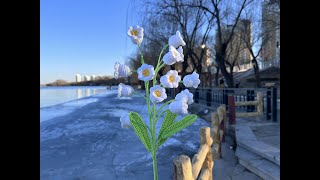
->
185;0;254;87
224;25;248;84
262;0;280;29
236;0;274;87
208;44;221;86
142;0;215;78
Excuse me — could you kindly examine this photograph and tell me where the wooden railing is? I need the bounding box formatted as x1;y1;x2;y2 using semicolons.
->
166;87;278;122
228;92;263;124
172;105;227;180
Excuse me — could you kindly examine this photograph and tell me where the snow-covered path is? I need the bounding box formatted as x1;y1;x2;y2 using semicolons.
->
40;90;210;180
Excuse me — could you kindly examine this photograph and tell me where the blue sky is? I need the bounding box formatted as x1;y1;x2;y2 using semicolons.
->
40;0;141;84
40;0;265;84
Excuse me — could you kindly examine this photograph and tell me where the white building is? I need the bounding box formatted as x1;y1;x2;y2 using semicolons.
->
75;74;82;82
91;74;96;81
83;75;91;81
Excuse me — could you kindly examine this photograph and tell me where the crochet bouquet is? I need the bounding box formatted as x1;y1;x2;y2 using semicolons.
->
114;25;201;180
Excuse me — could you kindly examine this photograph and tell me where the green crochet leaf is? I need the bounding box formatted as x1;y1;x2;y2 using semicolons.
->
160;114;197;140
157;110;178;147
129;112;152;153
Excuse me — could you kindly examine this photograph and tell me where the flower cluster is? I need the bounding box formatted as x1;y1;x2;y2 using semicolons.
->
116;27;201;128
163;31;185;65
114;25;202;180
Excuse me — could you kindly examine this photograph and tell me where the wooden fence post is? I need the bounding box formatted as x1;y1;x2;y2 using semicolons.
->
173;155;193;180
200;127;213;180
257;92;263;114
272;87;278;122
192;127;212;179
221;105;227;140
228;96;236;125
217;106;225;142
211;112;221;159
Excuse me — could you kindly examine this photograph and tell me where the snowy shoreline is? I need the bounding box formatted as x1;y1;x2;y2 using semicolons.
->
40;90;210;179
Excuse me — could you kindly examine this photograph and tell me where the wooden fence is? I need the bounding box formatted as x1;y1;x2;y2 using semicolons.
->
228;92;263;124
172;105;227;180
166;87;278;122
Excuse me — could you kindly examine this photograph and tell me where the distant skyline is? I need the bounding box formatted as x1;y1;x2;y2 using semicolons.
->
40;0;141;84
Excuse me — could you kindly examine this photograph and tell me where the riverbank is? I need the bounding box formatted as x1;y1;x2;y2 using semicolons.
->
40;90;210;179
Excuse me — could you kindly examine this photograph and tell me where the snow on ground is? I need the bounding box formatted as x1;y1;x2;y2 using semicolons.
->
62;98;99;107
40;107;75;123
40;90;210;180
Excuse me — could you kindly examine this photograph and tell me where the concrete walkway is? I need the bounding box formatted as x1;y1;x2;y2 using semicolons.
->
212;136;262;180
233;118;280;165
233;118;280;180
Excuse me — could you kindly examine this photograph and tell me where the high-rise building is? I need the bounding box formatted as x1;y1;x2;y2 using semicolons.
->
83;75;91;81
261;0;280;68
216;19;253;72
196;46;211;73
91;74;96;81
75;74;82;82
171;46;212;86
171;45;211;73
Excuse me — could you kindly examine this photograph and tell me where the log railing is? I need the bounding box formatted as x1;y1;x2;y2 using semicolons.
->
166;87;278;122
228;92;263;124
173;105;226;180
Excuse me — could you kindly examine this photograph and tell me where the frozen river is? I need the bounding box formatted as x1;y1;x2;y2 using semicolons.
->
40;89;210;179
40;86;108;108
40;86;111;122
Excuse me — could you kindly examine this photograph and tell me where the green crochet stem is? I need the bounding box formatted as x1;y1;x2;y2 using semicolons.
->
138;44;170;180
153;44;169;86
138;44;144;64
132;41;181;180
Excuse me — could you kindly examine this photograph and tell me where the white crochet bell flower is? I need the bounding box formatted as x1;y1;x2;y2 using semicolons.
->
137;64;155;82
182;72;201;88
150;85;167;103
120;113;131;129
177;46;184;60
175;89;194;105
127;25;144;45
168;30;186;48
160;70;181;88
169;100;188;115
163;45;183;65
118;83;134;98
114;62;132;79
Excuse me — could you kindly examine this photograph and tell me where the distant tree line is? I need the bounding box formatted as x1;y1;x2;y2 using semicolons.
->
46;76;140;87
